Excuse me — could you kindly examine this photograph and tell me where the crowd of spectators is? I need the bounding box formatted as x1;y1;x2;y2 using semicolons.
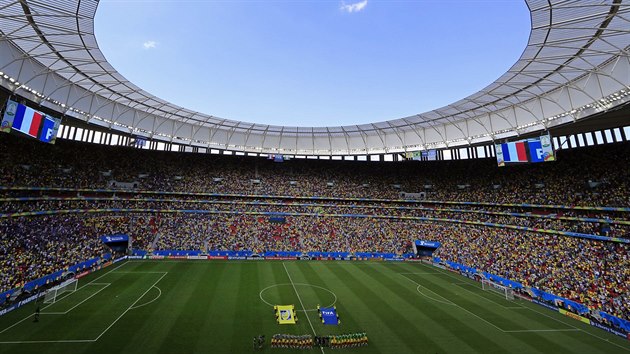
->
1;212;627;320
0;216;103;293
0;134;628;323
431;224;629;322
1;196;628;238
0;134;628;206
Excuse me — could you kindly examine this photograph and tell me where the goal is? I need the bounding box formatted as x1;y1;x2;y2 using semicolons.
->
44;278;78;304
481;279;515;300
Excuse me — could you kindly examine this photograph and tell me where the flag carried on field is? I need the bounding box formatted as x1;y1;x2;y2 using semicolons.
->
318;306;340;325
275;305;297;325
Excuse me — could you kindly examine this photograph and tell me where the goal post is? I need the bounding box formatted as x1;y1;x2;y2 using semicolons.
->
44;278;78;304
481;279;515;301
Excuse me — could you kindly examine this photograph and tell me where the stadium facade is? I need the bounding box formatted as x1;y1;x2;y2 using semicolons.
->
0;0;629;156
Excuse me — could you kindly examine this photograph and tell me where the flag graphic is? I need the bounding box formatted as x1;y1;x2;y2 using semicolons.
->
500;142;528;163
319;306;340;325
275;305;297;324
12;104;44;137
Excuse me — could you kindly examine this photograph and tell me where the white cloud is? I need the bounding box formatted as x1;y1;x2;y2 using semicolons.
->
142;41;157;50
340;0;368;13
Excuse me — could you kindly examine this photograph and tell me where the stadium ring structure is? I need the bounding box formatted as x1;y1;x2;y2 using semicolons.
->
0;0;629;156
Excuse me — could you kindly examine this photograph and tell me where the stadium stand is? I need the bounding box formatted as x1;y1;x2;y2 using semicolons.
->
0;134;628;206
0;135;628;324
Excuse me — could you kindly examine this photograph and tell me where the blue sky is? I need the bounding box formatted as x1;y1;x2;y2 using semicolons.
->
95;0;530;127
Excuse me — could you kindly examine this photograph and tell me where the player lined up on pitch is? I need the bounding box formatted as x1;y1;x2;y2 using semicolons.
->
327;333;369;348
270;334;313;349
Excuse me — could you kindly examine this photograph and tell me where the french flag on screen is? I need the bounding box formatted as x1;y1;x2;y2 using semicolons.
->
501;142;528;162
12;104;44;138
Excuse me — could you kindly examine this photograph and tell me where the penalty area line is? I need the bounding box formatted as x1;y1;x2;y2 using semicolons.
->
451;283;523;310
418;262;630;350
398;272;444;275
129;286;162;310
0;261;130;336
399;273;456;306
41;283;111;315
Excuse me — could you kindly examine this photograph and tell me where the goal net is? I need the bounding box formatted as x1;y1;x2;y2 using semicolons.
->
44;278;78;304
481;279;515;300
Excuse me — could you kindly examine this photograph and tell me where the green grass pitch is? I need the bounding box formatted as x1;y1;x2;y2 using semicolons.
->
0;260;628;354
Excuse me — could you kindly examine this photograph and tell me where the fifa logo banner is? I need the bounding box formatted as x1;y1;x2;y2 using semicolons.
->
275;305;297;325
318;306;340;325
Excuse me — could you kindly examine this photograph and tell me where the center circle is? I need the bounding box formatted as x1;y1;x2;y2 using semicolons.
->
259;283;337;312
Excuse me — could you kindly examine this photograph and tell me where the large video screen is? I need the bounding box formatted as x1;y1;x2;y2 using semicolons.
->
1;99;61;144
405;149;436;161
495;134;555;167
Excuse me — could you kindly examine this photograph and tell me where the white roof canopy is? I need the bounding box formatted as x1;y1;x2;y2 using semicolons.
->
0;0;629;155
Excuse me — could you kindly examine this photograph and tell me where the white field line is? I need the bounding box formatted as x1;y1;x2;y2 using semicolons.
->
42;283;111;315
112;271;168;274
415;265;531;311
0;272;166;345
521;302;630;352
258;283;337;312
88;261;131;283
93;272;167;341
503;329;580;333
0;261;130;336
401;270;581;334
129;286;162;310
451;283;523;309
0;339;96;344
399;273;456;306
413;263;630;348
398;272;444;275
282;263;325;354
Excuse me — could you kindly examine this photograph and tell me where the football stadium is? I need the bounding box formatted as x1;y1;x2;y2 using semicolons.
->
0;1;629;353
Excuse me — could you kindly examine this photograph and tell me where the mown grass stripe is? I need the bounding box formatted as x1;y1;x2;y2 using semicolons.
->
361;262;509;354
148;264;208;354
299;262;363;333
398;263;583;353
311;262;391;353
0;261;628;354
395;262;615;354
325;262;428;354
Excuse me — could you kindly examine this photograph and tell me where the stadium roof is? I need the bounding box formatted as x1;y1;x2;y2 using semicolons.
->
0;0;629;155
